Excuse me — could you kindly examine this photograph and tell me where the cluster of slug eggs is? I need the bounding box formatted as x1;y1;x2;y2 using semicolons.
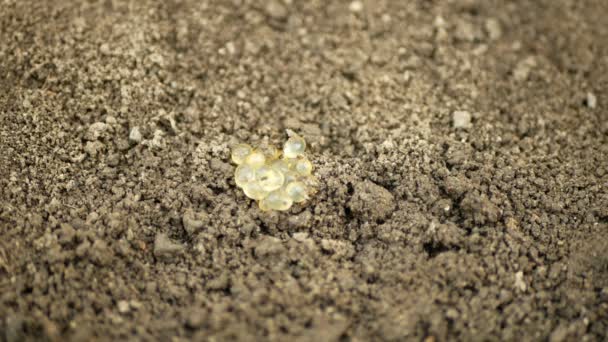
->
231;131;315;211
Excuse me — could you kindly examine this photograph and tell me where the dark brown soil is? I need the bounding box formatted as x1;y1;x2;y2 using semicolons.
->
1;0;607;341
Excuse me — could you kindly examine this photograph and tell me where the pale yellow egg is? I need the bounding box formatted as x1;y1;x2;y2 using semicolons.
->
242;181;269;200
285;181;308;203
231;144;252;165
234;164;256;188
295;158;313;176
283;134;306;158
244;150;266;169
260;190;293;211
256;165;285;192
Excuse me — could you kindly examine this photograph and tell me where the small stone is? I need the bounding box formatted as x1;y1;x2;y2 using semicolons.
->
586;92;597;109
265;0;288;20
514;271;527;292
105;116;117;125
452;110;472;129
485;18;502;40
186;309;207;329
513;56;536;82
348;180;395;221
129;126;142;143
349;1;363;12
117;300;130;313
100;43;111;55
154;233;184;261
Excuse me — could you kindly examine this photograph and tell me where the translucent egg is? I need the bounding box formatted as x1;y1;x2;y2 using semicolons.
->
285;181;308;203
231;144;253;165
244;150;266;169
256;165;285;192
283;170;299;184
242;181;269;200
261;190;293;211
258;198;271;211
283;134;306;158
234;164;256;188
232;131;315;211
295;158;313;176
270;159;291;174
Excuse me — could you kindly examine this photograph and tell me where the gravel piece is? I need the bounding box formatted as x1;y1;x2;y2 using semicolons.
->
586;92;597;108
129;126;143;143
452;110;472;129
265;0;288;20
348;180;395;221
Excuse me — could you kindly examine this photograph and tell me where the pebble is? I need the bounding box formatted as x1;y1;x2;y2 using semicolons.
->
348;180;395;221
513;56;536;82
349;1;363;12
117;300;130;313
153;233;184;261
186;309;207;329
485;18;502;40
514;271;527;292
265;0;288;20
129;126;142;143
586;92;597;109
452;110;472;129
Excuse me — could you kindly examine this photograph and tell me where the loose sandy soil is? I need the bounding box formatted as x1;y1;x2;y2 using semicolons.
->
1;0;607;340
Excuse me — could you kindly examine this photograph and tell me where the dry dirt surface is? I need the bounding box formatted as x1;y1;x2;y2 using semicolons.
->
1;0;608;341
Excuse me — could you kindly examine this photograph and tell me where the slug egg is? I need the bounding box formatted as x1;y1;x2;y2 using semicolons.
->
283;170;299;184
235;164;256;187
242;182;269;200
270;159;291;174
283;134;306;158
295;158;313;176
261;190;293;211
285;181;308;203
256;166;285;192
231;131;314;211
231;144;252;165
244;150;266;169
